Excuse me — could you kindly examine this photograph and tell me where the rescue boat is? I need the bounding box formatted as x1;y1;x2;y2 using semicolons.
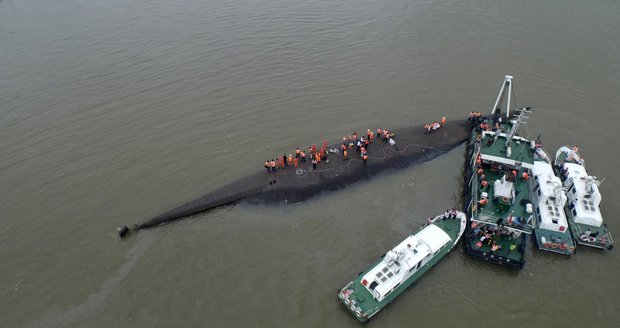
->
463;75;536;270
529;146;576;255
553;146;613;250
337;211;466;322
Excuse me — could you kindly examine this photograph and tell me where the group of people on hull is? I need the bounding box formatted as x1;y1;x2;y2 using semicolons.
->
263;117;448;173
424;116;447;133
263;126;403;172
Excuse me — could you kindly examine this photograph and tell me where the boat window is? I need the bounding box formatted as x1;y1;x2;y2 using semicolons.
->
369;281;379;290
382;267;389;273
380;276;388;282
537;188;541;196
387;271;394;278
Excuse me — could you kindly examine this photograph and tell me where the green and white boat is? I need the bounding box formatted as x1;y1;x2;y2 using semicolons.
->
529;146;576;255
554;146;613;250
337;211;466;322
463;75;535;270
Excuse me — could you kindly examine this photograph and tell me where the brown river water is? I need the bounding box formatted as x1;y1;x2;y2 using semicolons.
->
1;0;620;327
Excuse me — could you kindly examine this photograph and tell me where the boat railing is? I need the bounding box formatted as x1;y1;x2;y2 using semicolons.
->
468;142;481;213
472;211;533;234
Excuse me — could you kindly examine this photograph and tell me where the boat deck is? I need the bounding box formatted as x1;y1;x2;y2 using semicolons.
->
479;131;534;166
533;228;575;254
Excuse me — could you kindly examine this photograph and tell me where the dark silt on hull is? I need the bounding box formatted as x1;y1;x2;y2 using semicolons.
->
131;119;473;232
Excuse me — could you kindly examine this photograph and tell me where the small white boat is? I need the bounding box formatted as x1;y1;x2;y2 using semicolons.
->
554;146;613;250
529;147;576;254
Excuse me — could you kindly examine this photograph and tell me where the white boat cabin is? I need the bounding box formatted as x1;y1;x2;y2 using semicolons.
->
561;163;603;227
531;161;569;232
360;225;451;302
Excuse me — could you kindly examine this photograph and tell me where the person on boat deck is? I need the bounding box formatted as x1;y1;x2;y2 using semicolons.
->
582;229;599;238
510;243;516;251
440;116;447;126
478;197;488;206
521;171;529;181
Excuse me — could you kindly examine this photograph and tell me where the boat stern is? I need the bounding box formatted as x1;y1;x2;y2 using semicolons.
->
337;281;375;322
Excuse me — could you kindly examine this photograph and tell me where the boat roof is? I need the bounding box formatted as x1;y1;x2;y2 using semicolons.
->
362;224;451;300
532;160;569;230
532;161;563;197
562;163;603;227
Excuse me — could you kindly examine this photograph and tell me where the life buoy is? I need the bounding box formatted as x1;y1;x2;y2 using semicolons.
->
502;196;510;203
587;236;596;243
550;243;559;249
543;242;552;248
559;244;567;250
567;246;576;253
579;235;589;241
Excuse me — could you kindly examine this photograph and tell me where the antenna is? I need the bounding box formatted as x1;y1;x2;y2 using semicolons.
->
505;107;531;147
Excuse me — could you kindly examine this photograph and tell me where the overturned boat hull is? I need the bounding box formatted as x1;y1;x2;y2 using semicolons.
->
129;119;473;233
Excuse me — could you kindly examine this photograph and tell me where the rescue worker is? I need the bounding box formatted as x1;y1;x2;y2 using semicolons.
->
265;161;270;172
521;171;529;181
377;128;382;140
343;148;348;160
479;198;488;206
294;156;299;168
369;131;374;143
362;152;368;165
300;150;306;163
440;116;446;126
287;154;293;166
295;147;301;158
270;159;276;172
